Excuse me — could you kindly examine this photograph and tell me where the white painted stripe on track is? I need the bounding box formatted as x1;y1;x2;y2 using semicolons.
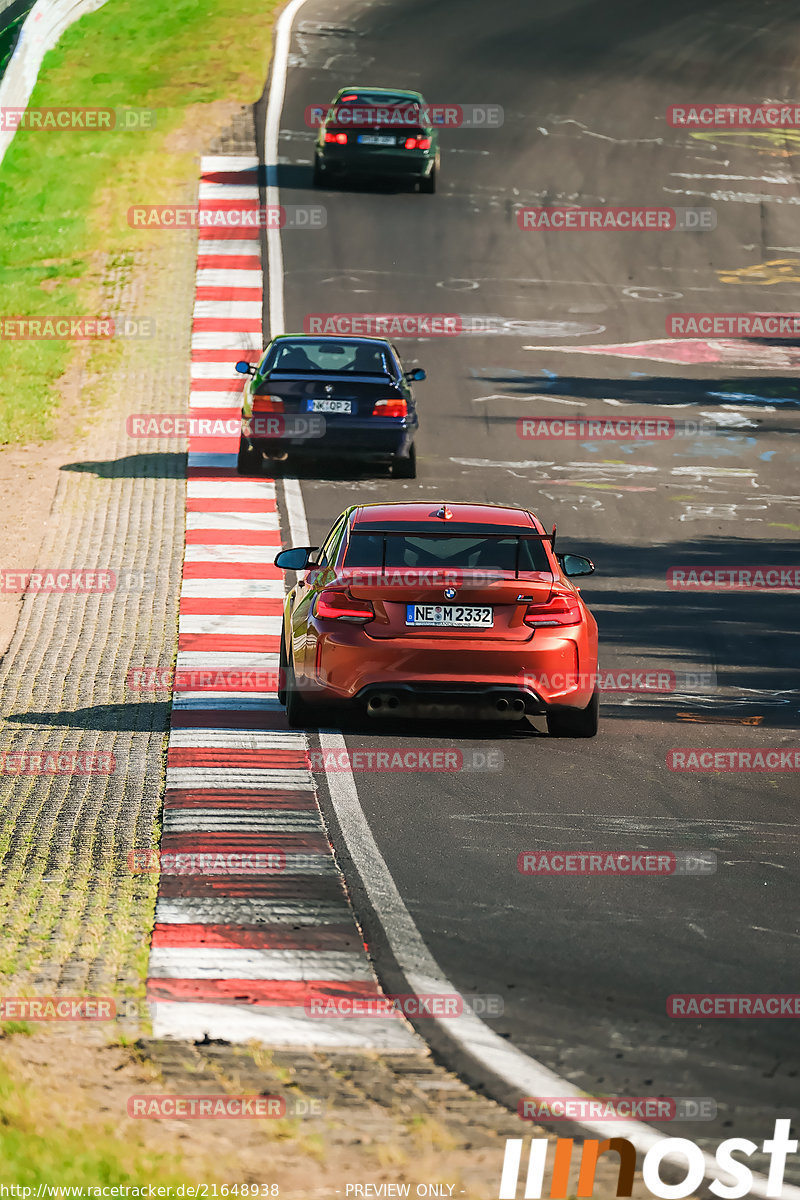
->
191;331;261;350
187;481;275;498
149;948;369;980
197;269;264;287
190;395;243;410
193;301;263;320
184;546;279;563
150;1002;418;1048
197;183;260;200
167;729;305;750
200;155;260;171
165;767;312;790
186;513;280;531
180;579;283;597
171;694;282;709
197;239;262;255
179;615;282;635
155;898;351;924
175;650;278;670
163;812;323;833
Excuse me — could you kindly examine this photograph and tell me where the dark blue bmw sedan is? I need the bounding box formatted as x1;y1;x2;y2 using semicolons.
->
235;335;424;478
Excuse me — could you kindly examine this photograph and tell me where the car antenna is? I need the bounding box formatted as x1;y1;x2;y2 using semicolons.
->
435;504;453;520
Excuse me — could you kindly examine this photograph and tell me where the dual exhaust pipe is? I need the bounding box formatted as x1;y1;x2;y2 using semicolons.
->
366;692;526;716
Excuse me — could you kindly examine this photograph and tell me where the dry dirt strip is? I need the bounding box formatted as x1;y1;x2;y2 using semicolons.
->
145;154;417;1050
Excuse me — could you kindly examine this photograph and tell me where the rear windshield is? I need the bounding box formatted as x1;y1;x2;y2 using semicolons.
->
336;92;420;109
344;532;550;573
263;340;394;376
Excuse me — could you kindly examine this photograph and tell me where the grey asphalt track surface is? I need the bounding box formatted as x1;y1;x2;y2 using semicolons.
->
267;0;800;1175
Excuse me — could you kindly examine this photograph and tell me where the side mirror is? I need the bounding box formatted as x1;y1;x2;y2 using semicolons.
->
406;368;426;381
235;360;256;375
274;546;319;571
559;553;595;578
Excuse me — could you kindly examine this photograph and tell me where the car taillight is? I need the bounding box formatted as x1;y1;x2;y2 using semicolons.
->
372;397;407;418
325;131;348;144
404;136;431;150
251;394;284;413
523;594;582;627
315;588;375;623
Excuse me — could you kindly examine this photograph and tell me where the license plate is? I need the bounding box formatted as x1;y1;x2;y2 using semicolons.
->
358;134;395;146
405;605;493;628
308;398;352;413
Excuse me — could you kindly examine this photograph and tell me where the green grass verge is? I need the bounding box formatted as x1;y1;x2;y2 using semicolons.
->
0;0;280;443
0;1050;197;1186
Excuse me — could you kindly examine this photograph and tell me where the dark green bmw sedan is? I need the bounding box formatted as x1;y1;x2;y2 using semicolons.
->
312;87;440;193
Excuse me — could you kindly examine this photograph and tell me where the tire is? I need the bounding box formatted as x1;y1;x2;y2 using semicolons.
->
312;158;324;187
237;436;261;475
284;652;311;728
277;625;288;706
391;443;417;479
419;165;436;194
547;689;599;738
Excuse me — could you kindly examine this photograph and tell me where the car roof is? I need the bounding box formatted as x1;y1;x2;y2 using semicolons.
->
269;334;395;351
335;87;424;102
350;502;542;529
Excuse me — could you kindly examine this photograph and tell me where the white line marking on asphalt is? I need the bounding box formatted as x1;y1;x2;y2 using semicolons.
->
179;614;282;635
187;481;276;498
197;269;264;287
175;651;278;670
200;155;260;171
184;545;277;563
197;239;263;255
191;331;260;350
180;579;283;597
163;811;322;833
168;729;306;749
155;898;351;924
149;947;370;980
186;512;280;531
193;301;263;320
150;1002;418;1047
165;767;312;790
171;694;283;709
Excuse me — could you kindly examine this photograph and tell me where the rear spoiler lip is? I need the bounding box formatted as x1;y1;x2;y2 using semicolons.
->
349;528;555;539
